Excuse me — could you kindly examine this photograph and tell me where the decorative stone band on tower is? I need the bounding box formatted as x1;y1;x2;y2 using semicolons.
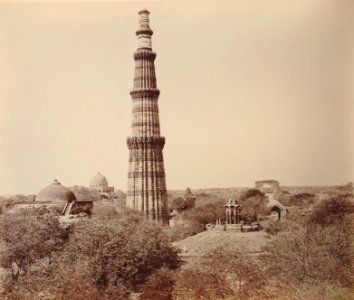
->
126;9;168;224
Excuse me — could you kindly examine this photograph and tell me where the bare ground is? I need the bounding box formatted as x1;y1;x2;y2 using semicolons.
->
174;230;273;258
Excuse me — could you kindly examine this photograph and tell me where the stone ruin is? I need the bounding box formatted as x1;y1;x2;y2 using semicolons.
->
206;198;260;232
183;187;197;209
255;180;286;220
206;180;287;232
169;188;197;227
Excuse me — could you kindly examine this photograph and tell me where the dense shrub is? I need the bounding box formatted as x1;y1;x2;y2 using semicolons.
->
171;197;193;213
140;267;176;300
238;189;268;222
168;199;226;240
262;195;354;297
262;219;292;235
290;192;316;207
0;194;35;214
307;195;354;226
169;189;269;240
2;193;353;299
0;212;69;273
0;209;180;300
173;249;273;300
239;189;265;200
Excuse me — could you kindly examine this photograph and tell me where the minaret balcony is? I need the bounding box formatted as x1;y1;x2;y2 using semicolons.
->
133;50;156;61
136;28;153;36
130;88;160;99
127;136;165;149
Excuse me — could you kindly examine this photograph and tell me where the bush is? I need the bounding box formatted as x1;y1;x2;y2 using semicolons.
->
170;199;226;239
171;197;191;213
290;192;316;208
1;209;181;299
140;267;176;300
0;211;69;273
173;249;273;300
239;189;268;222
263;219;288;235
262;195;354;296
307;195;354;226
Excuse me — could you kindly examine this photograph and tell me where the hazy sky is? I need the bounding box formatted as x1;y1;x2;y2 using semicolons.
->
0;0;353;195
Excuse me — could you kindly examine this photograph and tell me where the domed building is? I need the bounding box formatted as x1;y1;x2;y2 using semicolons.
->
36;179;76;204
36;179;93;217
89;172;114;193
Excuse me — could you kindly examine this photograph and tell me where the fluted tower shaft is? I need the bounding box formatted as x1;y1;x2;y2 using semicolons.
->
126;10;168;224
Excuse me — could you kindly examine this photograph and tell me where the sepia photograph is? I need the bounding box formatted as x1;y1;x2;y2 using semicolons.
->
0;0;353;299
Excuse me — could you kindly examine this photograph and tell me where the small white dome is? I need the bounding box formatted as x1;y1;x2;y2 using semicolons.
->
90;172;109;189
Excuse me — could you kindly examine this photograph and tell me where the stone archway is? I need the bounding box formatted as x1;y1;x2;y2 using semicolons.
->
270;206;281;221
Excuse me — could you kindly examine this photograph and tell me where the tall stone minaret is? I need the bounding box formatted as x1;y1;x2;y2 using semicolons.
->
126;9;168;224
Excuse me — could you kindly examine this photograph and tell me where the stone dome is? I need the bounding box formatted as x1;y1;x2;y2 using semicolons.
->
36;180;76;204
90;172;109;189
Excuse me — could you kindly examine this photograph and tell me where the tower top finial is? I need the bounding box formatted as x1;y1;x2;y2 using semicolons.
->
136;9;153;49
138;8;150;15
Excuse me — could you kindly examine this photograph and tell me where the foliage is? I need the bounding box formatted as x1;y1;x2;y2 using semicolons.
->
92;201;120;219
173;249;274;300
167;199;226;241
171;197;190;213
239;189;265;200
140;267;176;300
307;195;354;226
165;217;202;242
194;192;227;208
0;209;180;300
188;200;226;225
238;189;268;222
263;223;354;291
0;195;35;214
262;195;354;298
290;192;316;207
2;193;354;299
169;189;268;240
0;211;69;274
262;219;292;235
173;268;234;300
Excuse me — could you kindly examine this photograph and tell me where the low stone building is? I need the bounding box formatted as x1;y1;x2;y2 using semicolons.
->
61;199;93;217
37;179;93;217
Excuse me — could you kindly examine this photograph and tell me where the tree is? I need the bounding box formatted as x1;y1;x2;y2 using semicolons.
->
239;189;268;222
0;211;70;300
1;209;181;300
307;195;354;226
140;267;176;300
171;197;188;213
171;194;196;213
290;192;316;208
173;248;273;300
262;195;354;298
0;211;69;275
0;194;35;214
